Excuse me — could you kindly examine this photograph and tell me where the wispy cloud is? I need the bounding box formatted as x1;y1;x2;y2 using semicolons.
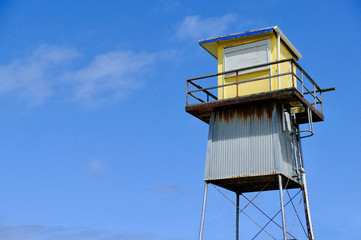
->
88;159;106;177
103;233;154;240
151;0;183;15
47;229;102;240
152;184;183;196
0;46;157;108
66;50;156;108
174;14;237;41
0;225;154;240
0;225;63;240
0;45;79;106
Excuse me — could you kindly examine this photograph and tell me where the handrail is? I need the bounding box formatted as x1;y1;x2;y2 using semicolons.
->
187;58;293;82
189;81;217;100
188;72;292;94
303;87;335;94
292;60;322;91
186;59;324;115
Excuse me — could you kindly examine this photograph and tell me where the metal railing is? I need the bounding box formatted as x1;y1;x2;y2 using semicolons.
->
186;58;325;114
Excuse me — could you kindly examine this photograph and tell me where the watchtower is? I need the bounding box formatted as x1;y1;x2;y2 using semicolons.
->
186;26;334;240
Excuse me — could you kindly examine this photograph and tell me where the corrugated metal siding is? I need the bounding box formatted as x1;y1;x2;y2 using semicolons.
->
205;102;297;181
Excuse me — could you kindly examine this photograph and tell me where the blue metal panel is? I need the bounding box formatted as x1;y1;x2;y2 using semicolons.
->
198;27;275;45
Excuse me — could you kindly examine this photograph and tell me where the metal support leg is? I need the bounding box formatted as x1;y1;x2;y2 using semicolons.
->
236;193;239;240
297;134;315;240
278;175;288;240
301;169;315;240
199;182;208;240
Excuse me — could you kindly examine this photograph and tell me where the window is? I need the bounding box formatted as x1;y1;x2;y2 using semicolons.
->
223;39;270;75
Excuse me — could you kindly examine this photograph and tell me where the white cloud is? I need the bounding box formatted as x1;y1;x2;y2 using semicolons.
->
174;14;237;41
0;225;63;240
0;46;157;108
0;225;153;240
151;0;183;15
88;159;106;177
0;45;79;105
103;233;154;240
66;50;156;108
152;184;183;196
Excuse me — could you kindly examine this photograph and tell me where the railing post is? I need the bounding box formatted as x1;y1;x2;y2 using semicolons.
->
199;182;208;240
222;74;225;100
278;175;288;240
320;91;323;114
291;61;295;88
186;59;322;108
301;70;304;95
236;193;239;240
186;80;189;105
270;63;273;91
278;61;281;90
313;85;316;110
236;71;239;97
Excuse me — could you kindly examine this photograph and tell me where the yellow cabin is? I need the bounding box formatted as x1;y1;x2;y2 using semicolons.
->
199;26;302;99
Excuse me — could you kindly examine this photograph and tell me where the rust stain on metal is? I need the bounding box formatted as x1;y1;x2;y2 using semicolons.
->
186;88;324;124
217;102;275;123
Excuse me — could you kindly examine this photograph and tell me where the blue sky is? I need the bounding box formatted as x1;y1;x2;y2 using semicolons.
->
0;0;360;239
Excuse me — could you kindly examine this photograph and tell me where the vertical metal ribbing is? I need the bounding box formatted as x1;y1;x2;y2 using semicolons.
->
282;104;286;132
236;193;239;240
199;182;208;240
278;175;288;240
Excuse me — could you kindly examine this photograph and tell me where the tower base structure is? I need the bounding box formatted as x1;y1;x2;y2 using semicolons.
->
199;174;314;240
198;102;315;240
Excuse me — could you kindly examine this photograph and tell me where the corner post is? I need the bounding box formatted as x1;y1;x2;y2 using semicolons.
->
301;169;315;240
278;175;288;240
199;182;208;240
186;80;189;105
236;193;239;240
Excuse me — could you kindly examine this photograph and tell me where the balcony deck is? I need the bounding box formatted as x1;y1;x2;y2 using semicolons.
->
186;59;328;125
186;87;324;124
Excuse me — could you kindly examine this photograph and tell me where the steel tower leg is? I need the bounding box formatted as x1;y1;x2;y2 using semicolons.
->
297;135;315;240
301;169;315;240
199;182;208;240
236;193;239;240
278;175;288;240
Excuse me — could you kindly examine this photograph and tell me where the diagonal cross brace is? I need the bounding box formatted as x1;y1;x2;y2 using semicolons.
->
251;190;302;240
241;194;297;240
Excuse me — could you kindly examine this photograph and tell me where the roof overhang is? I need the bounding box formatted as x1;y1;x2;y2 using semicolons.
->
198;26;302;60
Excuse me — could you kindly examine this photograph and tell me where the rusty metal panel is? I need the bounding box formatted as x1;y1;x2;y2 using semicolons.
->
205;102;297;183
